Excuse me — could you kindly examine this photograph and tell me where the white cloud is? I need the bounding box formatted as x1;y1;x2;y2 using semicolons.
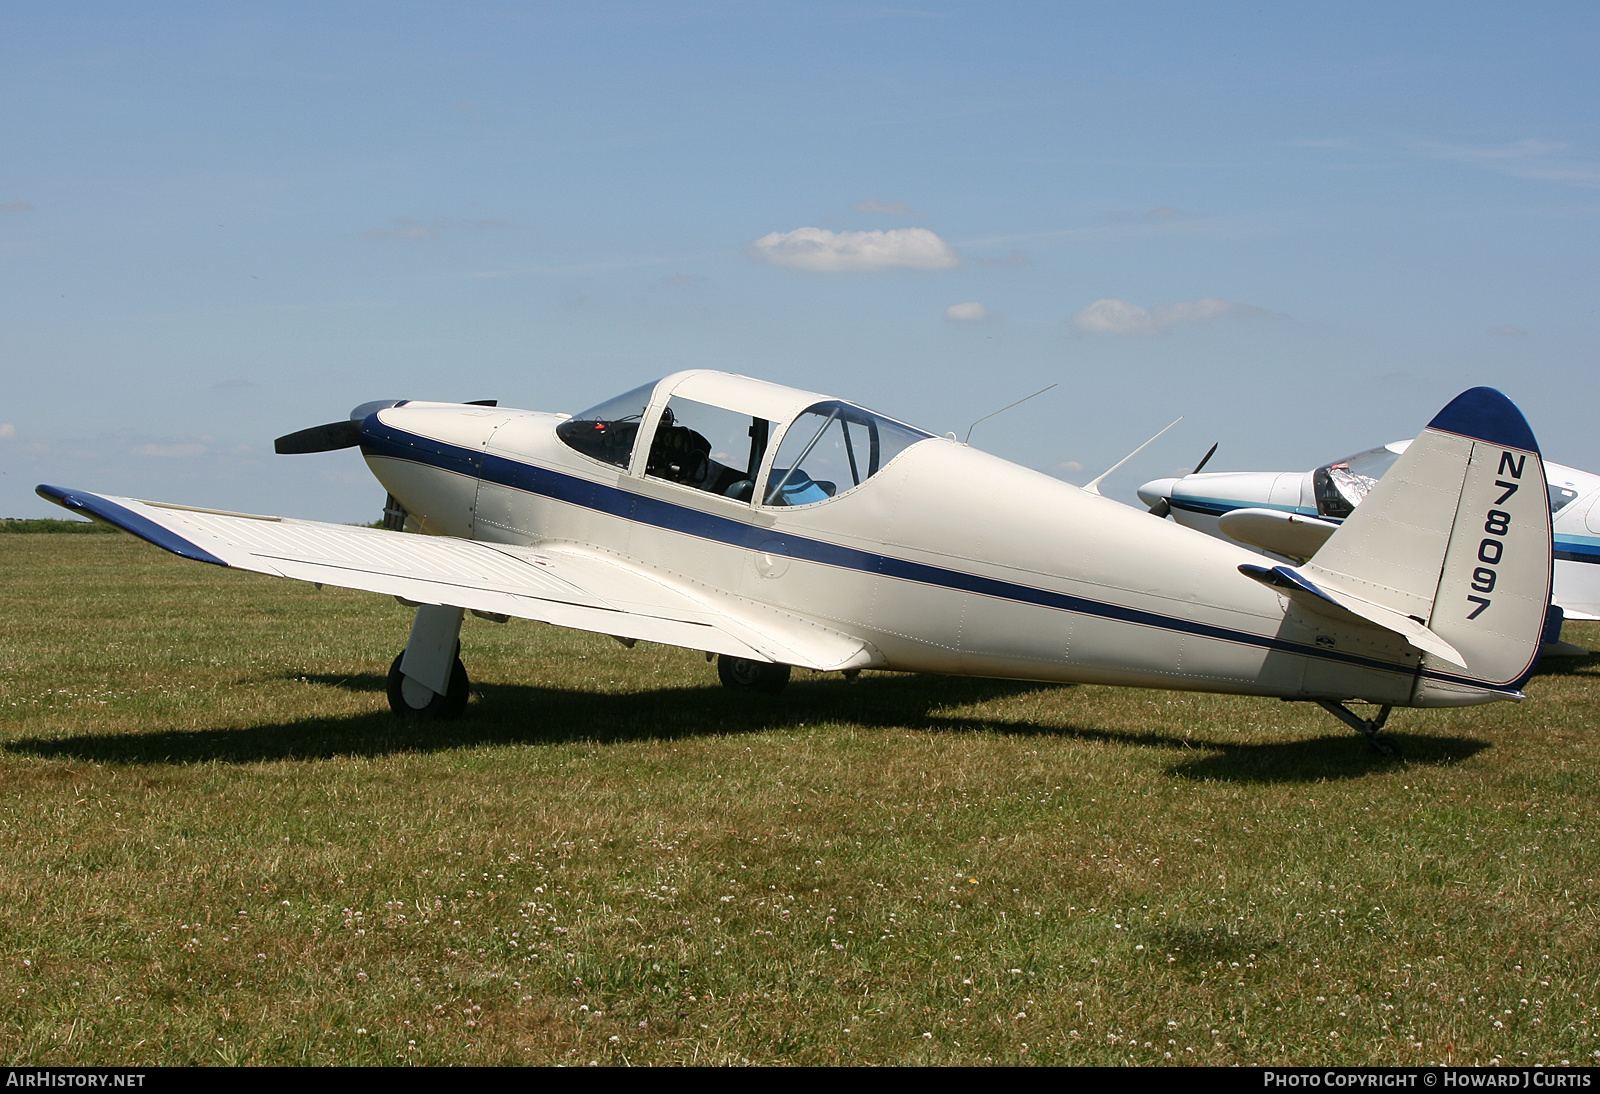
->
1419;139;1600;189
1071;297;1264;337
0;423;15;439
852;199;919;216
748;227;958;272
1296;135;1600;191
944;301;990;322
1423;138;1567;163
1048;460;1087;485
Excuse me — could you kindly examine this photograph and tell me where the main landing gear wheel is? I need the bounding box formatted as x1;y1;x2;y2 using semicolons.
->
387;650;470;720
717;654;791;694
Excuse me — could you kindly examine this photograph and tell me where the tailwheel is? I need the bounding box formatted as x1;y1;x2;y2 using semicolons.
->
387;649;470;719
717;654;791;694
1316;700;1402;759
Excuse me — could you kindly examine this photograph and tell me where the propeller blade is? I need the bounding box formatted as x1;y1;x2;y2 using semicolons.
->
1145;443;1217;517
274;420;362;455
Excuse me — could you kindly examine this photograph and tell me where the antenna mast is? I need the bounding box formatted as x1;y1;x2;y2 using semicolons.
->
963;383;1058;446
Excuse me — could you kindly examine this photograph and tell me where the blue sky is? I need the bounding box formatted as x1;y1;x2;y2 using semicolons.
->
4;2;1597;520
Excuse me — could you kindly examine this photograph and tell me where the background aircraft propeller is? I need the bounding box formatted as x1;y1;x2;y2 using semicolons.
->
1146;442;1218;518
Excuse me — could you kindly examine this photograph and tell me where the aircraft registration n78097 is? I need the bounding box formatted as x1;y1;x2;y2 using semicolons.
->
38;372;1555;756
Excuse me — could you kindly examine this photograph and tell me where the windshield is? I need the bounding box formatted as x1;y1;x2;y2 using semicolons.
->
1338;444;1405;480
1313;444;1405;518
555;381;656;469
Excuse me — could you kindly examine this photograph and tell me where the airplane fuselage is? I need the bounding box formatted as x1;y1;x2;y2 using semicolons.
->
359;396;1518;709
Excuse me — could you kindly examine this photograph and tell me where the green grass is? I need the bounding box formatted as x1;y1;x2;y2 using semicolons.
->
1;532;1598;1066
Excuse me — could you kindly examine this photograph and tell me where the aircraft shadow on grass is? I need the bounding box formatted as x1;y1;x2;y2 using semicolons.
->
1529;645;1600;679
7;671;1488;783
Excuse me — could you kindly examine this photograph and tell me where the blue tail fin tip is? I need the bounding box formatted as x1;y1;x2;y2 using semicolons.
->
1426;387;1539;454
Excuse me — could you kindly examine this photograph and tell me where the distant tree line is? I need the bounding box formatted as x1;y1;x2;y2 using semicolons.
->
0;518;118;533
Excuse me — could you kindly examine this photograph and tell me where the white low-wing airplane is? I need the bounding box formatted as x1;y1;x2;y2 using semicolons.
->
39;372;1556;755
1138;440;1600;623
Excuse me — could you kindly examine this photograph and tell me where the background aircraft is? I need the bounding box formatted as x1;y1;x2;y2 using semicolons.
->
1139;442;1600;624
39;375;1555;756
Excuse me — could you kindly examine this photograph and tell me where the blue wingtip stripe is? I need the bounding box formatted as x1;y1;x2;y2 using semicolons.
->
1426;387;1540;454
34;485;229;567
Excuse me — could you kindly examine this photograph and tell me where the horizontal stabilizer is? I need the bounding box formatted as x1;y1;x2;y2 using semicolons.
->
1217;507;1339;562
1240;562;1466;667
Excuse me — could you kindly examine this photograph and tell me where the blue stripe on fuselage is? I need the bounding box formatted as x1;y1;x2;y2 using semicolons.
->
360;421;1520;696
1555;535;1600;565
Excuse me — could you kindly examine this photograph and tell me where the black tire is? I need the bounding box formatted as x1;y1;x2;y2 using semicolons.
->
387;650;470;720
1368;734;1402;759
717;655;791;694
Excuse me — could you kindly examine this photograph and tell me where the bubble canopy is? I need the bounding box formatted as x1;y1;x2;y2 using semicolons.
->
556;370;933;505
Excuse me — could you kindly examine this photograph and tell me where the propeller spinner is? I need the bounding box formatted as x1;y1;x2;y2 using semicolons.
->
1145;442;1217;518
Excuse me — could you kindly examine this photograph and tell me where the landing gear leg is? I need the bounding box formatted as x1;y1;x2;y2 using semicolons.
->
388;604;469;719
1316;700;1400;757
717;654;791;694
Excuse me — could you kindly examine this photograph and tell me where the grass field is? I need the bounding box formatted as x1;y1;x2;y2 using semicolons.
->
1;532;1597;1066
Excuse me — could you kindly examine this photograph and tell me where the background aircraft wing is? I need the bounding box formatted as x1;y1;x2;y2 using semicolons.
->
37;485;875;672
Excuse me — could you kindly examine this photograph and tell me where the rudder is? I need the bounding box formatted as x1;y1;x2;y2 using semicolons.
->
1414;391;1552;702
1302;388;1552;705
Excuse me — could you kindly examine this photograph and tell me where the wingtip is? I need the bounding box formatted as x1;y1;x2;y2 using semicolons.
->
32;485;228;567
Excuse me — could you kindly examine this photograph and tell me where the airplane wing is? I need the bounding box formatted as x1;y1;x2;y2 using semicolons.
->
37;485;877;672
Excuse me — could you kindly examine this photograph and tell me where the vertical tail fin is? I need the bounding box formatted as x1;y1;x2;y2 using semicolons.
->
1302;388;1552;703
